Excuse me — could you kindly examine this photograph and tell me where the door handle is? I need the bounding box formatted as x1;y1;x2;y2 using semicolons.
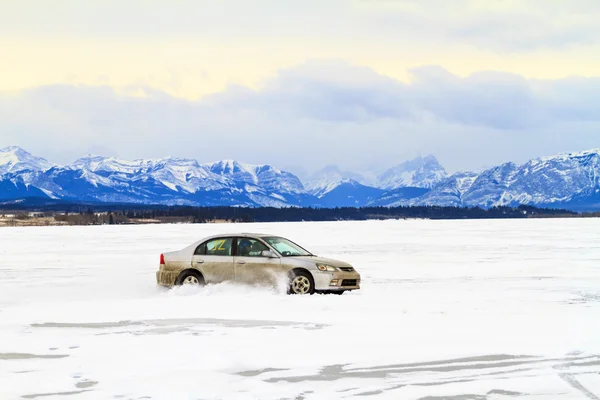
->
237;260;246;264
196;260;204;264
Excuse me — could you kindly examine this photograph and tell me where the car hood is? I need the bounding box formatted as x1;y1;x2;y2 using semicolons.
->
286;255;354;269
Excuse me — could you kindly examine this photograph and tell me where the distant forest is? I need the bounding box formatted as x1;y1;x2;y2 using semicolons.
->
0;197;580;224
113;204;576;222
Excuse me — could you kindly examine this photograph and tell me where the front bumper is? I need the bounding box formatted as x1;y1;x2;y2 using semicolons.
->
311;270;361;291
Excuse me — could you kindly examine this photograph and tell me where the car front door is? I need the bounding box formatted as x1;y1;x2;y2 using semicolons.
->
191;237;235;284
234;237;282;287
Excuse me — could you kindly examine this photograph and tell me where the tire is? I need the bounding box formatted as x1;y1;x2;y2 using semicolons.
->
176;270;205;286
288;270;315;295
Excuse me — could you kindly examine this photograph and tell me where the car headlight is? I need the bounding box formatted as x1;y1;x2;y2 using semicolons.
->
317;264;338;272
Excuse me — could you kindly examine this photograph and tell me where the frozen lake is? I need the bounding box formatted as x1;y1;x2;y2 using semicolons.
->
1;219;600;399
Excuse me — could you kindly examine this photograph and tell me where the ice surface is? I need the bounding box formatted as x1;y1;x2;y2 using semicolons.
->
1;219;600;399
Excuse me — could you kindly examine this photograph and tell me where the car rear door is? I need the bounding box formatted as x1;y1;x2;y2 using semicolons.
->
234;237;282;286
191;237;235;284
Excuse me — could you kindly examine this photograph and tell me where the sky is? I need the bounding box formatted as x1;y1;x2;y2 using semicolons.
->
1;0;599;176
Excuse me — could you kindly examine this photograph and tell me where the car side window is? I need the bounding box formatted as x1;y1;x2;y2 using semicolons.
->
236;238;269;257
205;238;233;256
194;243;206;255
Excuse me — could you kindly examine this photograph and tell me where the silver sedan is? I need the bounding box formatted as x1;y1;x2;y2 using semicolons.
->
156;233;361;294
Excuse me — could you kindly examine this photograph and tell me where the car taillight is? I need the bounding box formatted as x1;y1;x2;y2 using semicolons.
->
160;253;165;265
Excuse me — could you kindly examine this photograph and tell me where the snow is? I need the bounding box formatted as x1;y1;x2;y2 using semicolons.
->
269;193;285;201
539;148;600;162
15;155;304;205
160;180;179;192
310;178;357;198
78;169;115;188
409;151;600;209
455;173;479;194
5;146;600;210
205;160;261;180
0;146;55;174
38;188;58;199
1;219;600;399
306;157;448;196
376;155;447;190
305;166;368;195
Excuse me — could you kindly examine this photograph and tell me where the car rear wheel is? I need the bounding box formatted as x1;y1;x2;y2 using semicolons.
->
288;270;315;295
177;270;205;286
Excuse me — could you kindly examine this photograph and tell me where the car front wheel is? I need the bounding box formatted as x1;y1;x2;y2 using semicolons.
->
288;270;315;295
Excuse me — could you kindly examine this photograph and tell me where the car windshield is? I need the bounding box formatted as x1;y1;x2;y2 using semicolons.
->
262;237;313;257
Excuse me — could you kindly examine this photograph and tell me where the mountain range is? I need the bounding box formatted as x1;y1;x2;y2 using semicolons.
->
1;145;600;211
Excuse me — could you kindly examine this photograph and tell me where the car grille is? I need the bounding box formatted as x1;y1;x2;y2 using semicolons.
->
341;279;358;286
339;267;354;272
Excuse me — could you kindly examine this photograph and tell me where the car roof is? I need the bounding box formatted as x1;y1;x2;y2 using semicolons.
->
200;232;278;241
241;232;279;238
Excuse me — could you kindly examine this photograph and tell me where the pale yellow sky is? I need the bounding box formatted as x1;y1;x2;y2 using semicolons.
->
2;0;599;99
2;37;600;99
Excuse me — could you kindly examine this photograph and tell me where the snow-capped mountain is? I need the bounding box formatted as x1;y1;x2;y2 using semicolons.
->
376;155;447;190
468;149;600;208
394;150;600;210
408;171;479;207
302;166;382;207
312;179;384;207
304;165;368;196
3;147;600;211
305;158;445;205
0;149;309;207
208;160;304;194
368;187;432;207
0;146;55;175
461;163;519;207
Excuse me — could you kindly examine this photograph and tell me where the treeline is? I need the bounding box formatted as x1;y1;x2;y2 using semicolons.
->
0;197;579;225
113;204;576;223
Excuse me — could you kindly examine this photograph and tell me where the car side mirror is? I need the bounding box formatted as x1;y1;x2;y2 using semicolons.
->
261;250;278;258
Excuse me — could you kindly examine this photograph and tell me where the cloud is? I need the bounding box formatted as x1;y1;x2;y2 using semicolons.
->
204;61;412;122
0;61;599;173
406;67;539;129
3;0;600;103
365;0;600;51
202;61;600;129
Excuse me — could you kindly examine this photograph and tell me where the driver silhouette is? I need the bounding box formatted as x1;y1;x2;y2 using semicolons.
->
238;239;252;256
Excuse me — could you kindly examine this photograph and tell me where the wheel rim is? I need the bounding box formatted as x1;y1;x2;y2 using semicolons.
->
291;276;311;294
183;275;200;285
